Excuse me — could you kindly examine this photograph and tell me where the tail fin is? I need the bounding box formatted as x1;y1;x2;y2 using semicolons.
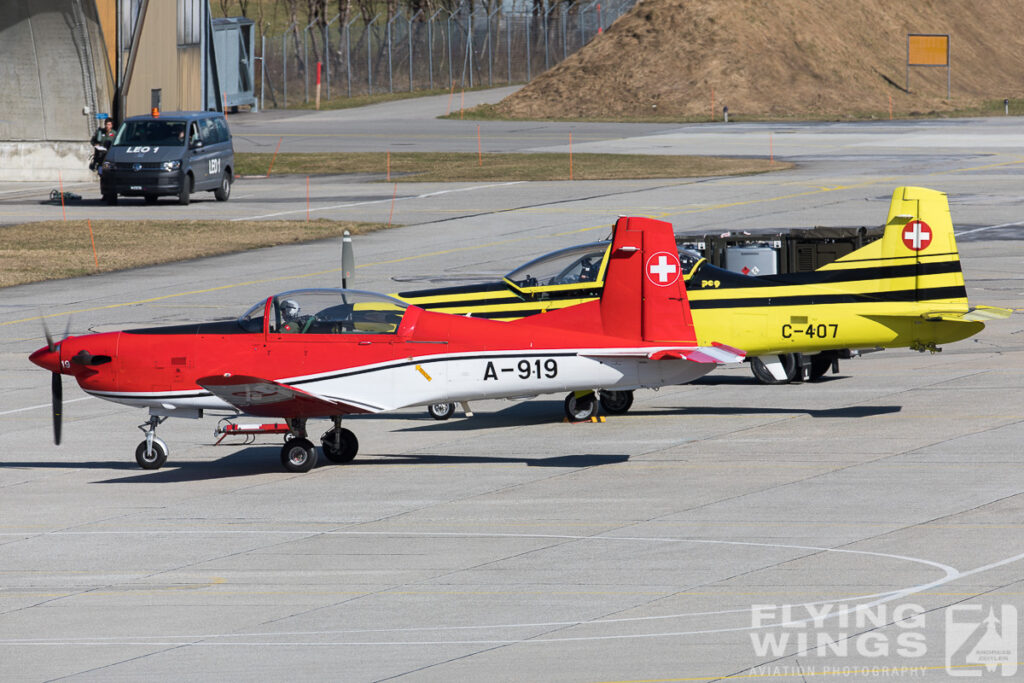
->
599;216;697;343
820;186;969;310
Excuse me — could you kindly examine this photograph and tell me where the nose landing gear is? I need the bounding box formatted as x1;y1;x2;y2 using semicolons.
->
136;415;169;469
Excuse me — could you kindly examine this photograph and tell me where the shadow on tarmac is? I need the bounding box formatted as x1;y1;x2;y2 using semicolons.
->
89;449;628;483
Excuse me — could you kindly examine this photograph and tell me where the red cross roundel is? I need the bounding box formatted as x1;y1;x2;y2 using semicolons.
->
902;219;933;252
645;251;681;287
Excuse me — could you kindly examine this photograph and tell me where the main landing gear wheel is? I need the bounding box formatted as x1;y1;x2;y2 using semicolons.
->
281;437;318;472
808;353;835;381
750;354;799;384
599;390;634;415
427;402;456;420
321;427;359;463
135;437;168;470
564;392;599;421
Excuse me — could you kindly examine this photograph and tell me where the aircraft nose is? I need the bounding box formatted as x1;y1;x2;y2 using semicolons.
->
29;344;61;373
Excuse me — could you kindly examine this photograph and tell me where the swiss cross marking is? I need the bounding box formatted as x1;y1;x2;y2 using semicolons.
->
645;252;681;286
902;219;933;251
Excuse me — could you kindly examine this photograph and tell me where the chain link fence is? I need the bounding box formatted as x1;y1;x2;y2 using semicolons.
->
256;0;634;108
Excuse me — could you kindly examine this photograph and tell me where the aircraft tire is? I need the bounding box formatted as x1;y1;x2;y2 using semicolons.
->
599;390;634;415
427;402;456;420
281;437;318;472
808;353;834;381
564;392;599;421
750;354;798;384
135;438;168;470
103;193;117;205
144;194;158;204
321;428;358;463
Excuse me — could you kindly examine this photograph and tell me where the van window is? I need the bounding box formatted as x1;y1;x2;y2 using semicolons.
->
198;117;217;144
211;117;229;144
114;120;187;147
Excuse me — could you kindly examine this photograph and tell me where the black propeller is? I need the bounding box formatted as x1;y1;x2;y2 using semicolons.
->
40;315;70;446
51;371;62;445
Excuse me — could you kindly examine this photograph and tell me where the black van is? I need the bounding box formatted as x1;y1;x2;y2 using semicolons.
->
100;111;234;205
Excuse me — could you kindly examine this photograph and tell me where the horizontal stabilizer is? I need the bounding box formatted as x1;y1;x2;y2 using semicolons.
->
582;342;744;365
197;374;379;418
923;305;1013;322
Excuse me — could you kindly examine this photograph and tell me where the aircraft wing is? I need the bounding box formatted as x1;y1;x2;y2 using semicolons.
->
923;305;1013;322
582;342;745;364
196;374;378;418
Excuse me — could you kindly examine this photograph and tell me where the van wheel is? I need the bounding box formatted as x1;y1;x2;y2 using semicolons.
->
103;193;117;205
177;174;192;205
214;172;231;201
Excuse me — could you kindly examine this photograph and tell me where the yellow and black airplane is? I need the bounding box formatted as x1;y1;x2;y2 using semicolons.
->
392;186;1009;416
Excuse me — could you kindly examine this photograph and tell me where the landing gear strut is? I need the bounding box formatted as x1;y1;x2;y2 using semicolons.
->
135;414;169;469
321;416;359;463
280;417;318;472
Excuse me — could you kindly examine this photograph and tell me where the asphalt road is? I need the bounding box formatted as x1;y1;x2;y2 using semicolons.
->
1;89;1023;681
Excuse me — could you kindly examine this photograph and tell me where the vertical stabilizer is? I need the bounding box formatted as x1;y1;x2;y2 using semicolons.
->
600;217;697;343
822;186;968;309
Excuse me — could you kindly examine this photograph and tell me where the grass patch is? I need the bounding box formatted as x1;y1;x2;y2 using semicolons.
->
0;219;385;289
236;151;789;181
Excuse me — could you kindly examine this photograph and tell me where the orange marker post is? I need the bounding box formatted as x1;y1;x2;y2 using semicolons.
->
306;175;310;222
387;183;397;225
460;89;465;119
58;170;66;221
87;219;99;268
477;125;482;166
266;136;283;177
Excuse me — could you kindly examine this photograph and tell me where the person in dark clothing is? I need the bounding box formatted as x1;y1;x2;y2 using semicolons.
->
89;118;115;172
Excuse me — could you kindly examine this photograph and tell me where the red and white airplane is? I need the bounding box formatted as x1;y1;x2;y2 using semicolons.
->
29;216;744;472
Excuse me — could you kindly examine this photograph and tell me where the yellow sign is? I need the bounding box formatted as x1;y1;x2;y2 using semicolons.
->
908;34;949;66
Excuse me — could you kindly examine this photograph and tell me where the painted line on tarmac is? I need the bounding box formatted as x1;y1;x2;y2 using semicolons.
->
0;396;92;416
955;219;1024;236
7;530;1013;647
231;181;524;221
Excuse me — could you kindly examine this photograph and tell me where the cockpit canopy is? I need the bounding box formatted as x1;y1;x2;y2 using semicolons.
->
504;242;610;291
503;240;704;293
239;289;409;335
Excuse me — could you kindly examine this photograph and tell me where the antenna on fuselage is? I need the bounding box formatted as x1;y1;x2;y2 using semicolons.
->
341;230;354;289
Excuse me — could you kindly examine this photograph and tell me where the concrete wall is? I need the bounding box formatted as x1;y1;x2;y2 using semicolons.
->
0;0;112;181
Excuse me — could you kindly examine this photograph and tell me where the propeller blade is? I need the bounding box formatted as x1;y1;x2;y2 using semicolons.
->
341;230;354;288
41;315;55;352
51;372;63;445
